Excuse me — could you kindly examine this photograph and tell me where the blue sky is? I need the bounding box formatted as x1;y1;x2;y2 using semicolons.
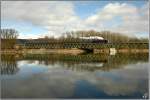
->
1;0;149;39
74;0;147;18
2;20;48;36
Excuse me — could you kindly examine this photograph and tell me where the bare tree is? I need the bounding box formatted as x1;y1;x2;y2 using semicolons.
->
1;29;19;49
1;29;18;39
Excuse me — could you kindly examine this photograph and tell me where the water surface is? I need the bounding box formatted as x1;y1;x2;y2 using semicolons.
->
0;53;149;99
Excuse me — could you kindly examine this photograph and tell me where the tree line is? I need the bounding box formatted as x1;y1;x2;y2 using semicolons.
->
59;30;148;43
1;28;148;49
41;30;148;43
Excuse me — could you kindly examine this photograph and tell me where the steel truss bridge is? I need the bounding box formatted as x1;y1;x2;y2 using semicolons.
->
22;42;148;49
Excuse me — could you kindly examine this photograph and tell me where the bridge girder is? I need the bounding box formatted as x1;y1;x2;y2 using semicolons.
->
23;43;149;49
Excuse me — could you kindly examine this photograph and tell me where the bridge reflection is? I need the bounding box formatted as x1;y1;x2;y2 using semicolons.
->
1;53;148;75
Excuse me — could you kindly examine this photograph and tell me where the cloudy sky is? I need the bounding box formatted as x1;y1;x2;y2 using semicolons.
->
1;1;149;39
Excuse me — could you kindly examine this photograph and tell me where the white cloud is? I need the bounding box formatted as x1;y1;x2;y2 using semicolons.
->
1;1;149;38
85;3;138;25
19;34;42;39
2;1;79;38
85;2;149;37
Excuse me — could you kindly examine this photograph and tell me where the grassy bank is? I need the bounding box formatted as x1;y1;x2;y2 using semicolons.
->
0;48;85;55
1;48;149;55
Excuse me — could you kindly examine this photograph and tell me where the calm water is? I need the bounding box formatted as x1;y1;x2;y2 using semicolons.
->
0;53;149;99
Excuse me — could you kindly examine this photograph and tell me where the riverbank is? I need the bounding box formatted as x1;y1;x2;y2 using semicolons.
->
0;48;85;55
0;48;149;55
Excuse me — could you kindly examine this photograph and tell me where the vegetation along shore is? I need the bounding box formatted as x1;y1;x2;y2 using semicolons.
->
1;29;149;54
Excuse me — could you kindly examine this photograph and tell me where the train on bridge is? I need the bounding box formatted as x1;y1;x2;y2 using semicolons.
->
15;36;108;45
79;36;108;43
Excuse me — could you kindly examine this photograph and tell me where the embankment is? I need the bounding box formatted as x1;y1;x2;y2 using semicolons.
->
0;48;85;55
1;48;149;55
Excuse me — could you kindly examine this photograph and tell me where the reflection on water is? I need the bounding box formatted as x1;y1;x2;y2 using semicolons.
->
0;53;149;99
1;54;19;75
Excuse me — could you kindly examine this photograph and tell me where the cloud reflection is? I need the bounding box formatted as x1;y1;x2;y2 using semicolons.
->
1;53;149;98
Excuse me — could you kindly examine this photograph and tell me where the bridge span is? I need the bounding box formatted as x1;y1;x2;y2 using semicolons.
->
22;42;148;49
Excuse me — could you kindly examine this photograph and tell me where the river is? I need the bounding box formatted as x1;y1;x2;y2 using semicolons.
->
0;53;149;99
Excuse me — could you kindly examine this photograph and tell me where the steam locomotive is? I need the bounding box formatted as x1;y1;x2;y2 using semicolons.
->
79;36;108;43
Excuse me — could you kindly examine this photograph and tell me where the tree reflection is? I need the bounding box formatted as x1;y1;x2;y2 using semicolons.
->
101;53;148;71
1;53;148;74
20;53;149;72
1;54;19;75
